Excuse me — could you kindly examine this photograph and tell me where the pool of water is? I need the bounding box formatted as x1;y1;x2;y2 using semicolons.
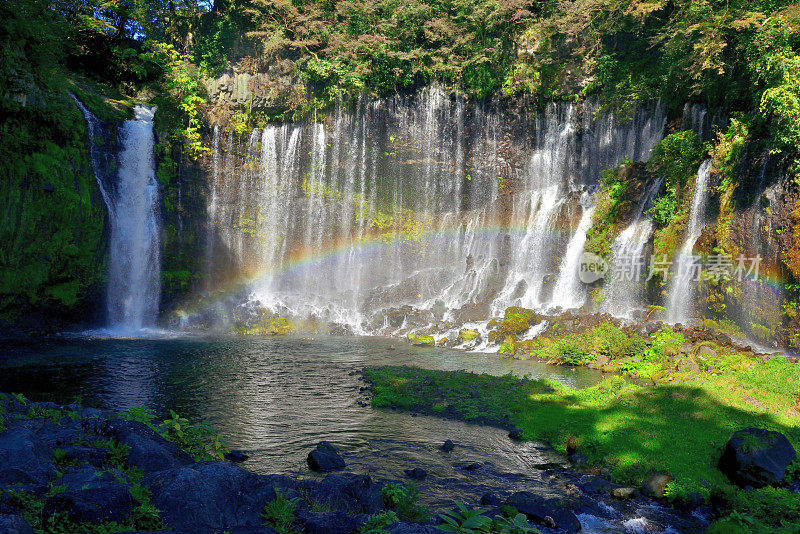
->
0;334;701;532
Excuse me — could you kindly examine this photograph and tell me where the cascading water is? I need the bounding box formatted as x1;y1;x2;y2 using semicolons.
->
204;88;666;332
549;197;596;311
73;99;161;332
602;177;664;318
666;159;713;325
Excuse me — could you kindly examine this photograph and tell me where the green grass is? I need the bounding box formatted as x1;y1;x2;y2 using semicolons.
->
363;356;800;529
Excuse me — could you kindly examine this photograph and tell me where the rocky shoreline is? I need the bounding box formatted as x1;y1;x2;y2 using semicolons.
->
0;389;724;534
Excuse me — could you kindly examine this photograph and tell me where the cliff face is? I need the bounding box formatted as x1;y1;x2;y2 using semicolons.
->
0;90;115;335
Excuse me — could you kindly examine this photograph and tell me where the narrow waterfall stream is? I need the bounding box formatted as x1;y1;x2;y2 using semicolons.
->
549;200;596;311
666;159;713;325
603;177;664;318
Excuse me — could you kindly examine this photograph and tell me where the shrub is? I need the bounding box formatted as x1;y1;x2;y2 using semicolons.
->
262;489;298;534
380;483;429;522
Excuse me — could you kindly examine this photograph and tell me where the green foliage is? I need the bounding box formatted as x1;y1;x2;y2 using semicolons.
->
380;483;430;522
245;0;536;103
647;131;704;228
121;406;229;460
360;510;399;534
261;489;299;534
437;503;492;533
585;165;640;260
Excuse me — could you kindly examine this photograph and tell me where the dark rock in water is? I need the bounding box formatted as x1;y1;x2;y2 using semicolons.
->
508;428;524;440
297;510;366;534
505;492;581;534
387;523;440;534
611;487;637;500
44;482;132;524
0;514;33;534
641;471;674;498
480;492;501;506
719;427;797;487
307;441;346;472
304;474;385;514
453;461;483;471
580;477;612;494
404;467;427;480
440;440;455;452
103;419;193;474
225;449;250;463
145;461;277;532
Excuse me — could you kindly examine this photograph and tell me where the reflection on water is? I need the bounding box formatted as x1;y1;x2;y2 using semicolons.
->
0;335;600;503
0;335;704;531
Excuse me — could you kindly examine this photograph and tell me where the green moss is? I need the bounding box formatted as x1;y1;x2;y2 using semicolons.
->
406;333;435;346
488;307;539;343
457;329;479;344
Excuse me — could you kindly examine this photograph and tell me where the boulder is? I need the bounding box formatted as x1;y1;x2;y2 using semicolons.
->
103;419;193;474
677;358;700;373
297;511;366;534
508;428;524;440
440;440;455;452
0;515;33;534
480;492;502;506
640;471;674;498
44;482;132;524
0;425;56;485
697;345;718;358
59;446;108;467
307;442;346;472
504;492;581;533
719;427;797;487
144;461;276;533
304;474;384;514
611;487;637;500
403;468;427;480
225;450;250;463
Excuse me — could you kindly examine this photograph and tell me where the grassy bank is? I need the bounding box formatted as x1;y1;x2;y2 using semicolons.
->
363;354;800;531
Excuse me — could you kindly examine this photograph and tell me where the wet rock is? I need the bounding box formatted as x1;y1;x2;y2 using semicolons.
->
307;442;346;472
298;511;367;534
508;427;524;440
225;449;250;463
403;467;427;480
453;461;483;471
440;440;455;452
44;482;132;524
457;329;480;344
0;515;33;534
60;465;126;490
306;474;384;514
145;461;276;532
719;427;797;487
611;487;637;500
480;492;502;506
504;491;581;534
228;527;279;534
568;452;588;465
579;477;612;494
641;471;674;498
103;419;193;474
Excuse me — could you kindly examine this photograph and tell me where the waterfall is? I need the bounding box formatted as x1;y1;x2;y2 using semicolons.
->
203;88;666;331
73;98;161;331
666;159;713;325
603;177;664;318
549;199;596;311
106;106;161;331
